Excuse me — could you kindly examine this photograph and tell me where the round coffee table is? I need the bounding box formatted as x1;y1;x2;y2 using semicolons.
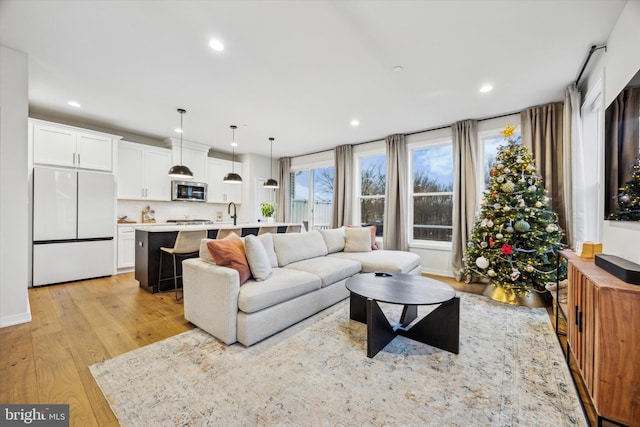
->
346;272;460;358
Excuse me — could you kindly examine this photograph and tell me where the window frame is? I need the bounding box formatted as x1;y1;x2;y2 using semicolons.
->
476;128;521;206
408;136;454;249
353;148;386;229
290;159;334;231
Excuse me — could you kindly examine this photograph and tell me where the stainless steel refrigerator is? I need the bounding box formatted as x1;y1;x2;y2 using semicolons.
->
32;166;115;286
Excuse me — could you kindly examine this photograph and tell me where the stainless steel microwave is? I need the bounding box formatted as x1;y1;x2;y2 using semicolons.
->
171;180;207;202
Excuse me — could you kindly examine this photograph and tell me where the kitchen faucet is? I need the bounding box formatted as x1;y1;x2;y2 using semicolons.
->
228;202;238;226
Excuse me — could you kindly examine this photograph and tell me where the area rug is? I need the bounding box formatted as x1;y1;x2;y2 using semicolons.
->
90;292;586;426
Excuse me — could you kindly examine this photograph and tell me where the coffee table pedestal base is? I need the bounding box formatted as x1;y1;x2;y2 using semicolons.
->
350;294;460;358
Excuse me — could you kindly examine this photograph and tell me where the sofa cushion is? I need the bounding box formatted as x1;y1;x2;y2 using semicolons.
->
244;234;272;281
319;227;345;253
344;227;372;252
347;225;378;250
285;256;361;287
238;268;321;314
272;230;328;267
206;233;251;284
328;250;420;274
257;232;279;268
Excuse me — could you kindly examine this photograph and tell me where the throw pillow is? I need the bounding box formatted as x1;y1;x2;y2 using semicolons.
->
319;227;346;253
206;232;251;284
257;232;279;268
244;234;272;281
348;225;378;250
344;226;373;252
199;238;216;264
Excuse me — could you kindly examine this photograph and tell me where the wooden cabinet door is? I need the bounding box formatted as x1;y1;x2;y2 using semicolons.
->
33;123;76;167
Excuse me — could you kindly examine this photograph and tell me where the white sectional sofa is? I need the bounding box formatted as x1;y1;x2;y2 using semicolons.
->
182;227;421;346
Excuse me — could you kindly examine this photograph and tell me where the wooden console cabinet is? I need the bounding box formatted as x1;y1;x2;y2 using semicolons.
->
562;251;640;426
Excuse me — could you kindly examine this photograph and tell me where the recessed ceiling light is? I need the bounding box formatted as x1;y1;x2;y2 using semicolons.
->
209;39;224;51
350;119;360;127
479;84;493;93
67;101;81;107
174;127;183;134
392;66;403;73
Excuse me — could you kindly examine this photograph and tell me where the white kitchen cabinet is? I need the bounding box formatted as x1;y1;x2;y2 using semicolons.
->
117;141;172;201
31;120;117;171
165;137;209;183
117;225;136;269
207;158;243;203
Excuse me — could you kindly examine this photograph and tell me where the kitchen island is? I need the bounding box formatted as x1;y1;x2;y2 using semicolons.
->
135;222;297;293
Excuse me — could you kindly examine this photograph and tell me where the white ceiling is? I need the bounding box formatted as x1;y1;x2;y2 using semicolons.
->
0;0;627;159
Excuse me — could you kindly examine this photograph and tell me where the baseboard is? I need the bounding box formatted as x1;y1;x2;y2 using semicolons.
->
421;267;454;278
0;311;32;328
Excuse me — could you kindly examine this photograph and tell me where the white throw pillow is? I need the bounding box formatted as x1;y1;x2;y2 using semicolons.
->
244;234;272;281
344;227;373;252
319;227;345;253
199;238;217;264
257;232;279;268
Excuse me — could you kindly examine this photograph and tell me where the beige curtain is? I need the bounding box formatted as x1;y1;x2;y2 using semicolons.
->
605;87;640;217
276;157;291;223
331;144;353;228
521;102;569;242
451;120;478;281
383;134;408;251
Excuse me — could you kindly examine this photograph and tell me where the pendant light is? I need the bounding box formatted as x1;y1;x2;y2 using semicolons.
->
223;125;243;184
264;137;279;188
168;108;194;179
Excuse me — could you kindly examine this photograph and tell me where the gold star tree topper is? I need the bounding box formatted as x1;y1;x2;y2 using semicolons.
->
500;123;517;138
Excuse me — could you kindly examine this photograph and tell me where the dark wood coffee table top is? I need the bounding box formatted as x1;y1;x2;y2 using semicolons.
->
345;273;456;305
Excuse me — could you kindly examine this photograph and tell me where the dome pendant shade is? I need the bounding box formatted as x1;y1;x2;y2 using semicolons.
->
168;108;193;179
263;137;279;189
168;164;194;179
264;178;279;188
223;172;243;184
224;125;243;184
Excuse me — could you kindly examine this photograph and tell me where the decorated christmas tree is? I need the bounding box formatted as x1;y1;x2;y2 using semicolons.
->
610;156;640;221
463;124;565;295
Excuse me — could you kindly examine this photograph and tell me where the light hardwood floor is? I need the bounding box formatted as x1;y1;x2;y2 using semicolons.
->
1;273;603;427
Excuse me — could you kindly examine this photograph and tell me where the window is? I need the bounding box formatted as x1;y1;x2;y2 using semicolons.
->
410;140;453;242
290;166;334;230
356;154;386;236
479;129;520;191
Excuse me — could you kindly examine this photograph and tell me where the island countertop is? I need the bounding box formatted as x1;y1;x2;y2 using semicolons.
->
133;222;297;232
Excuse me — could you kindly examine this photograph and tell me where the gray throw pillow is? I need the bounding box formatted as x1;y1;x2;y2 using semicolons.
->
257;232;278;268
244;234;272;281
344;227;373;252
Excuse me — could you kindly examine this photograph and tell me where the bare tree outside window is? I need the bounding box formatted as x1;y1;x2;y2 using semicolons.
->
359;155;386;236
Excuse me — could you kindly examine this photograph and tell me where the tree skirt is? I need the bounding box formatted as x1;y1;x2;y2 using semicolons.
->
90;293;585;426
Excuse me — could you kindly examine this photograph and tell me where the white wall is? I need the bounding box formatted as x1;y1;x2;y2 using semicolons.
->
583;0;640;264
0;45;31;327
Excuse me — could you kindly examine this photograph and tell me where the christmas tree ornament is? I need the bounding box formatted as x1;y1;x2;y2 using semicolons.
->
510;269;521;281
501;244;513;255
535;201;542;208
514;219;530;232
501;181;515;193
528;185;537;192
516;156;524;164
476;256;490;269
504;168;511;174
487;269;496;277
480;241;488;248
497;176;505;183
545;224;556;233
526;164;535;171
494;203;501;210
503;206;511;212
496;233;504;239
496;162;504;170
486;220;494;227
525;265;534;272
505;225;514;233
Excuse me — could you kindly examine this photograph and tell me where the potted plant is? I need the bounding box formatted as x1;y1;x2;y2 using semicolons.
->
260;202;277;223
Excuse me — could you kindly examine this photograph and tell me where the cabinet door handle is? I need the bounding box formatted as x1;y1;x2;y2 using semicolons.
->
77;153;80;165
578;311;583;333
575;305;579;325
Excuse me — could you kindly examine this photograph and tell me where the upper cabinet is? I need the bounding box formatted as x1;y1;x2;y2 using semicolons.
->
117;141;172;201
31;119;120;172
207;158;243;204
165;138;209;183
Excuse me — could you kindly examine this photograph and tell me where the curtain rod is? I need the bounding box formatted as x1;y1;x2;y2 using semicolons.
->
295;110;521;158
575;44;606;86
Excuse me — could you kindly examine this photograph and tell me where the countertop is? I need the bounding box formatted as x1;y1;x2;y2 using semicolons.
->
127;222;296;232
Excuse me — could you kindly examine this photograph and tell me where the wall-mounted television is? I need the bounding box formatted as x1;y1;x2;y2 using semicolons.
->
604;68;640;221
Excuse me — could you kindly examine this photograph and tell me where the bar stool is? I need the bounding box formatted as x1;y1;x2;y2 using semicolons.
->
216;228;242;239
158;229;207;301
258;225;278;235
